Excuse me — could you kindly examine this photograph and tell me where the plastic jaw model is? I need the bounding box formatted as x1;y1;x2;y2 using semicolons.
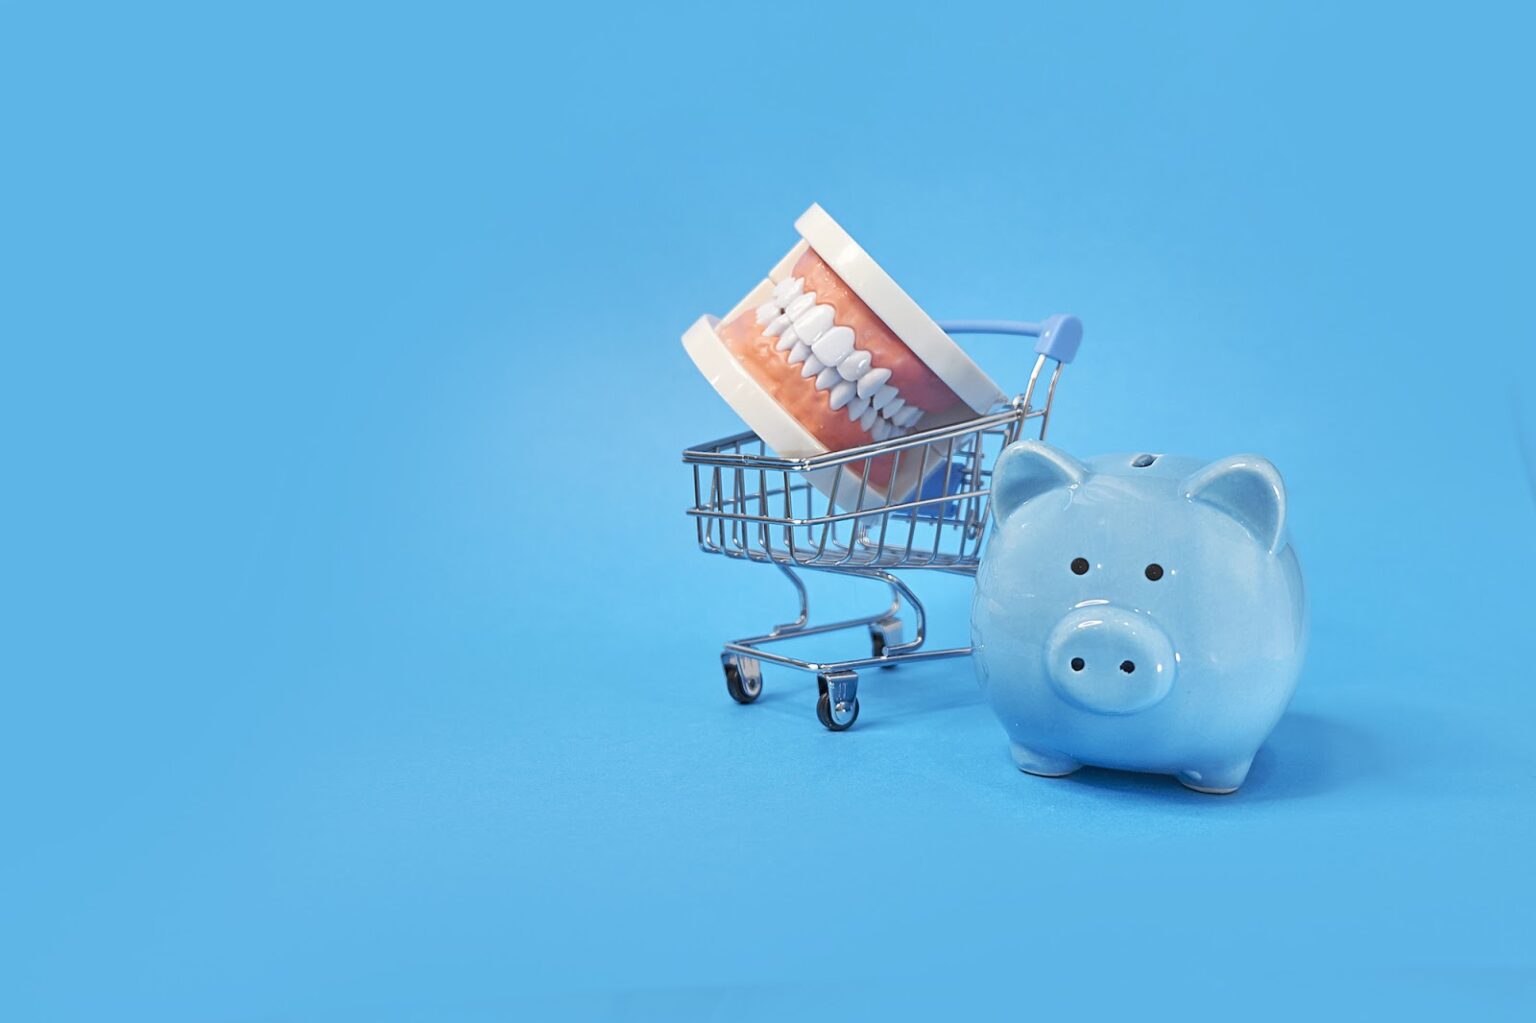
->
682;204;1006;504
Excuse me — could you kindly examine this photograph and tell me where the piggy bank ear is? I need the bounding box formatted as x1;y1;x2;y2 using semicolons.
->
990;441;1088;522
1182;455;1287;554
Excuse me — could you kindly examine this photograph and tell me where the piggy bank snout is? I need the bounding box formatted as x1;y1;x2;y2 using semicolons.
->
1045;605;1177;715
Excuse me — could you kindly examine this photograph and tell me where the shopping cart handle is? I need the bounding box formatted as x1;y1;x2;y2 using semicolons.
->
937;314;1083;364
1032;314;1082;364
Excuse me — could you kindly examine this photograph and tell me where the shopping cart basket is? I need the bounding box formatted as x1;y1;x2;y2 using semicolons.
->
681;317;1083;731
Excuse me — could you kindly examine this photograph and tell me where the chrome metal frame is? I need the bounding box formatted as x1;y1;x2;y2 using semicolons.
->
683;342;1072;731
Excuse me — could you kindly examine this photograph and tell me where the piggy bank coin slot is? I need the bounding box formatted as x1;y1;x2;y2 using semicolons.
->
1132;454;1158;467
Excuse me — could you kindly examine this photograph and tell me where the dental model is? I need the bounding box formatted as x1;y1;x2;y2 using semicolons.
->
682;205;1006;503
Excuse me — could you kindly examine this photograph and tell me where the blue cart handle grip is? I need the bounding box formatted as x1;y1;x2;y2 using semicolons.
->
936;314;1083;364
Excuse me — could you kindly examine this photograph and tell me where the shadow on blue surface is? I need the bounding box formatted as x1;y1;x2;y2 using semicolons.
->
746;682;984;729
994;710;1367;805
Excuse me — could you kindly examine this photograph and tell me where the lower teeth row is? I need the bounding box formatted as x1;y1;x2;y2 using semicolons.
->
755;275;924;442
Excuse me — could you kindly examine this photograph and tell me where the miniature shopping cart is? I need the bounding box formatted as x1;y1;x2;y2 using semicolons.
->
682;317;1082;730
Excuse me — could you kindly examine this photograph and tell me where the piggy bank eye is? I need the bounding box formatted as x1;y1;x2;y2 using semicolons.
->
1144;563;1164;581
1070;557;1090;575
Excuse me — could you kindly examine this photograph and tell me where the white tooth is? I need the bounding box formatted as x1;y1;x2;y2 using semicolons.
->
837;348;872;380
763;313;792;337
811;326;855;367
897;406;924;427
856;367;893;398
815;366;840;391
882;396;905;418
756;301;781;325
792;304;835;344
859;405;878;430
775;327;800;352
801;355;825;378
872;419;893;441
828;380;856;411
773;277;803;302
785;292;818;320
845;395;871;422
869;384;898;411
811;327;860;367
787;341;810;365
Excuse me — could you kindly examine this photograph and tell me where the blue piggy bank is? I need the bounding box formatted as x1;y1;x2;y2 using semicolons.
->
972;442;1306;794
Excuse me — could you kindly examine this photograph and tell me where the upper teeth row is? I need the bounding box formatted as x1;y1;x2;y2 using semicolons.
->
754;275;923;442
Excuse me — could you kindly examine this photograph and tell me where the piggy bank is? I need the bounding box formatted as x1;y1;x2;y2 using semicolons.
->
971;442;1306;793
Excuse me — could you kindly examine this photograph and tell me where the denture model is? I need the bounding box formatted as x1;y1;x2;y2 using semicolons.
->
683;204;1006;504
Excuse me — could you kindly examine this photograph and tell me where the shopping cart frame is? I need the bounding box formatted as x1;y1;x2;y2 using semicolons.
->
681;318;1081;730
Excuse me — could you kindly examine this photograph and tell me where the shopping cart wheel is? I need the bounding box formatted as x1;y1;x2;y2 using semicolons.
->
722;655;762;704
870;617;903;669
816;671;860;731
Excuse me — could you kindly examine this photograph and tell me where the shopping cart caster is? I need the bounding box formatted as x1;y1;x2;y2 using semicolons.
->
722;654;762;704
816;671;860;731
870;617;902;669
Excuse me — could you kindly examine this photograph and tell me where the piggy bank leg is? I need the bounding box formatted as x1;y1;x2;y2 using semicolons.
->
1010;742;1081;778
1176;758;1254;795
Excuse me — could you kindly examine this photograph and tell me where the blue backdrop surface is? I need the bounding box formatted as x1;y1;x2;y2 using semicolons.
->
4;1;1535;1019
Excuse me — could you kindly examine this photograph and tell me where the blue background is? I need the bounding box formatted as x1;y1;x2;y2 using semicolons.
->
5;1;1535;1018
